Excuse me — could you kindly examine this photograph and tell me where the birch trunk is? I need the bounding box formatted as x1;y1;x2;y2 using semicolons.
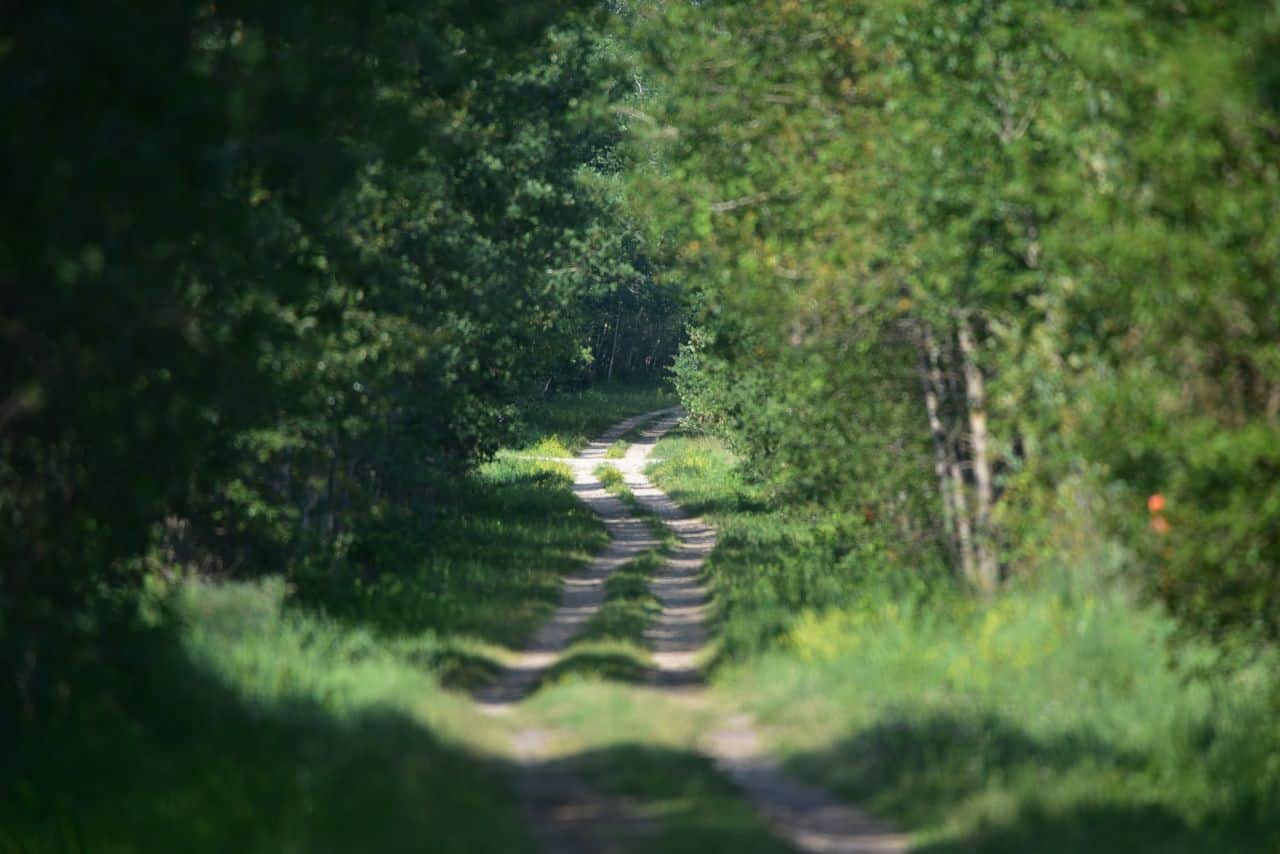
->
919;325;977;586
957;312;999;594
918;332;956;544
607;302;623;382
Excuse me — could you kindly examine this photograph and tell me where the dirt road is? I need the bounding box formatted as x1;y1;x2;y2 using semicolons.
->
480;410;908;853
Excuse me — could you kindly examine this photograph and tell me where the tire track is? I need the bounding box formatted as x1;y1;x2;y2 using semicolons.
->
479;409;908;853
616;412;909;854
476;408;674;707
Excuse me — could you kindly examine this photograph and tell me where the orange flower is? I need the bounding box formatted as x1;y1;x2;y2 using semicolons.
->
1147;493;1166;514
1150;516;1170;535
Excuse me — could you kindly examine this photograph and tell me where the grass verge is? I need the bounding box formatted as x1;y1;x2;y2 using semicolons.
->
648;429;1280;853
297;455;607;687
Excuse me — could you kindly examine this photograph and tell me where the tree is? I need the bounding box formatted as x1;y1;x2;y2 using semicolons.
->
626;0;1280;644
1;1;681;707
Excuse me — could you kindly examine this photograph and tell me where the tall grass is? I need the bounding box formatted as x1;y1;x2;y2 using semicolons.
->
649;430;1280;852
4;577;532;853
295;455;608;684
4;387;677;851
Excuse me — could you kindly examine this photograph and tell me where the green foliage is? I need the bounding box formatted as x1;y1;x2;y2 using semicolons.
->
1;1;684;712
650;432;942;661
628;0;1280;646
1040;2;1280;647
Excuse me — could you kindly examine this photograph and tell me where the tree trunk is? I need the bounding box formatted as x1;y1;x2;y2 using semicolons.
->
647;334;662;372
918;324;977;586
592;320;610;378
957;312;999;594
918;332;956;543
607;302;623;382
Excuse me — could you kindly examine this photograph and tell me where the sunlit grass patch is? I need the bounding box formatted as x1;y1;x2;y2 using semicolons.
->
597;462;626;490
522;435;576;458
605;439;631;458
513;382;677;455
648;432;749;518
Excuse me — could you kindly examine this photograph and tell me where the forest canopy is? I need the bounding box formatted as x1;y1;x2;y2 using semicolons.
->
1;2;678;677
3;0;1279;707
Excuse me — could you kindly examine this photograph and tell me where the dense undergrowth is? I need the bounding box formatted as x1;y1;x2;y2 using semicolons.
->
3;384;685;852
650;431;1280;852
293;454;607;682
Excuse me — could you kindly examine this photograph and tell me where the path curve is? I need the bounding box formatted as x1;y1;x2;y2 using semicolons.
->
476;408;675;706
482;409;909;853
